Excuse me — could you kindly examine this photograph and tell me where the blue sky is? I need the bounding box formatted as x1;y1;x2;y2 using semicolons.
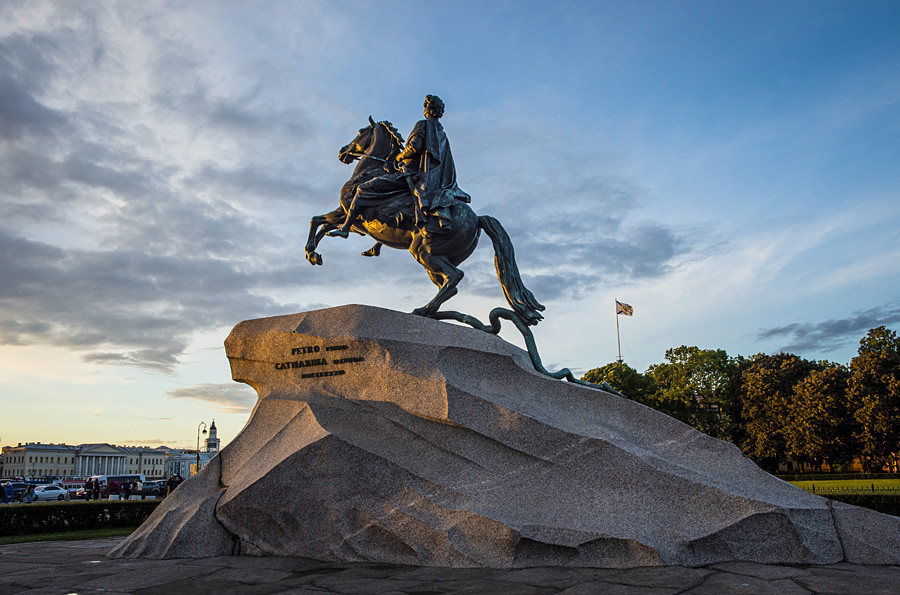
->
1;1;898;449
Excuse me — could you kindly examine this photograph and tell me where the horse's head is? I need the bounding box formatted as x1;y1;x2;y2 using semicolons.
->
339;116;403;165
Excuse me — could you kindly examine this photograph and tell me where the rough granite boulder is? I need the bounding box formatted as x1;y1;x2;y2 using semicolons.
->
110;304;900;567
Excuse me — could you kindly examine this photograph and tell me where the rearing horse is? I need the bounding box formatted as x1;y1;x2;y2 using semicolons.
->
305;117;544;325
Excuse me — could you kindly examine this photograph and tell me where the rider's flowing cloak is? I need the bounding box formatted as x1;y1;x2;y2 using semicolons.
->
406;119;470;224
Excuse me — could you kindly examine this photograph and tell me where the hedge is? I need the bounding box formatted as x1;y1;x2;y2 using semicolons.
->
825;494;900;517
0;500;162;537
776;473;900;482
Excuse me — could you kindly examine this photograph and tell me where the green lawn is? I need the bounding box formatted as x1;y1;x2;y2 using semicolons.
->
789;478;900;491
0;526;137;545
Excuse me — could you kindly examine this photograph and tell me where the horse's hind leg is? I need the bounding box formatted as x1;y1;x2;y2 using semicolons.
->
410;238;464;316
306;208;344;265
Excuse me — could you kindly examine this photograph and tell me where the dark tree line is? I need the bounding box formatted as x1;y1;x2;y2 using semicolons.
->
582;326;900;473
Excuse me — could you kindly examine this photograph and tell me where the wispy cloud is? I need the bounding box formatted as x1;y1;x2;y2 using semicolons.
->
121;438;175;446
757;305;900;355
167;383;257;413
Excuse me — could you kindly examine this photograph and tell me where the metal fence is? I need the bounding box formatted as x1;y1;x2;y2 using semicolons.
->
800;485;900;495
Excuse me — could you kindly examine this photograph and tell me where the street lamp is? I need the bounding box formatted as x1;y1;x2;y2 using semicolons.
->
196;422;207;476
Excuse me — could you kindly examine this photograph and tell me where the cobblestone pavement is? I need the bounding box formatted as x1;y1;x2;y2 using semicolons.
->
1;538;899;594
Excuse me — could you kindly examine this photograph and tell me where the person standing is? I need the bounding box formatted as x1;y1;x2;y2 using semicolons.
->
91;477;101;501
24;485;35;504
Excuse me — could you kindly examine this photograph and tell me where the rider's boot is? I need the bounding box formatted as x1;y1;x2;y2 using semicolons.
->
327;222;351;238
361;242;382;257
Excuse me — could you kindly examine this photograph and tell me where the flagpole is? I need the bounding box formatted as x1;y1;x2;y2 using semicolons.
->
615;300;623;363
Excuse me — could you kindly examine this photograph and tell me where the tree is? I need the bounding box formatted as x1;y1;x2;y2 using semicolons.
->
739;353;821;471
787;364;855;471
858;326;900;358
581;362;653;404
850;328;900;472
645;346;742;441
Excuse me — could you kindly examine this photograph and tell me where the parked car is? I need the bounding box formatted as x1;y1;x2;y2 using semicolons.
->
6;482;28;502
32;484;68;501
140;480;167;498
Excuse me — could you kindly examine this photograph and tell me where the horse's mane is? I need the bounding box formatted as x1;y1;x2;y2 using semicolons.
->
378;120;404;150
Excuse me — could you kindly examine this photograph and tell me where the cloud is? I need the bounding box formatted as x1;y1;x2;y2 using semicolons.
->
0;2;698;376
756;305;900;355
167;383;257;414
0;230;300;370
0;9;328;370
121;438;175;446
0;32;71;140
448;113;694;303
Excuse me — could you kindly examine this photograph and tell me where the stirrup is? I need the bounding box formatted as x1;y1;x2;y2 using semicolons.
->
327;228;350;238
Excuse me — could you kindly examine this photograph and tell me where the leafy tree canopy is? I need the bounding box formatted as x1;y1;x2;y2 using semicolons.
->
858;326;900;357
739;353;821;465
581;362;652;403
849;344;900;469
788;364;855;468
645;346;741;439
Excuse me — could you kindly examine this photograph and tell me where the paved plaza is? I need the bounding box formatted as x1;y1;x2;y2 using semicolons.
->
1;537;899;594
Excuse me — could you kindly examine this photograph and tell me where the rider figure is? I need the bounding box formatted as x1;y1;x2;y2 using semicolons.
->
329;95;469;238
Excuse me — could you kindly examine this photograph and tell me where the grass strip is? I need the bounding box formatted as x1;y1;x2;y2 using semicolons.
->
0;526;137;545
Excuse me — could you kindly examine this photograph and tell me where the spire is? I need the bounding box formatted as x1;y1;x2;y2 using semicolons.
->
204;419;220;454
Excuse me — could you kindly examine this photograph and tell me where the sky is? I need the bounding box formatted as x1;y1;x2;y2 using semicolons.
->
1;0;898;450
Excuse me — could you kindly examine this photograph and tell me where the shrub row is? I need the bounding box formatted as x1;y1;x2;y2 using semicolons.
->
0;500;161;537
776;473;900;482
825;494;900;517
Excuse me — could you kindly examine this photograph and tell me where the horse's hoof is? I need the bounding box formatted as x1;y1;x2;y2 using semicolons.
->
411;306;432;317
307;252;323;266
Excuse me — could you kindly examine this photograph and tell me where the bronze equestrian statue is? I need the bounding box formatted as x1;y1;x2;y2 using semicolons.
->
305;95;621;391
305;95;544;326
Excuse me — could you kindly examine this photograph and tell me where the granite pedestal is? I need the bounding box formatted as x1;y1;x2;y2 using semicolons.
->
111;305;900;568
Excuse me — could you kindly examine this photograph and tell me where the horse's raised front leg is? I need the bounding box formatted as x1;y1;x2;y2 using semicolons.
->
361;242;382;258
306;208;345;266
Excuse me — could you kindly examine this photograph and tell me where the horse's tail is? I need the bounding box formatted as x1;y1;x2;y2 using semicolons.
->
478;215;545;325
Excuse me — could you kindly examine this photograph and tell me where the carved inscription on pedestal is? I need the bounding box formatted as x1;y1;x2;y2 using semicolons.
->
274;342;365;379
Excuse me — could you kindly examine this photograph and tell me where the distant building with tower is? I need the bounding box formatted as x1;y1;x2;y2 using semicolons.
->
165;420;222;477
1;420;222;480
205;419;220;454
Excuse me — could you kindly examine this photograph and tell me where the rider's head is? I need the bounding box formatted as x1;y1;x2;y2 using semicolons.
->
424;95;444;119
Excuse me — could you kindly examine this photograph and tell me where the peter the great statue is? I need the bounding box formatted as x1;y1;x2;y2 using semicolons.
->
305;94;544;326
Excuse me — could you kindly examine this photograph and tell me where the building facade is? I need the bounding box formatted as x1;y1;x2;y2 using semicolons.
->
162;419;222;478
2;422;221;480
1;443;172;480
165;450;214;477
122;446;169;478
1;443;79;478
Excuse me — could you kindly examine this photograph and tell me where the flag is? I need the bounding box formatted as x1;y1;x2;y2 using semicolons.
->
616;300;633;316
